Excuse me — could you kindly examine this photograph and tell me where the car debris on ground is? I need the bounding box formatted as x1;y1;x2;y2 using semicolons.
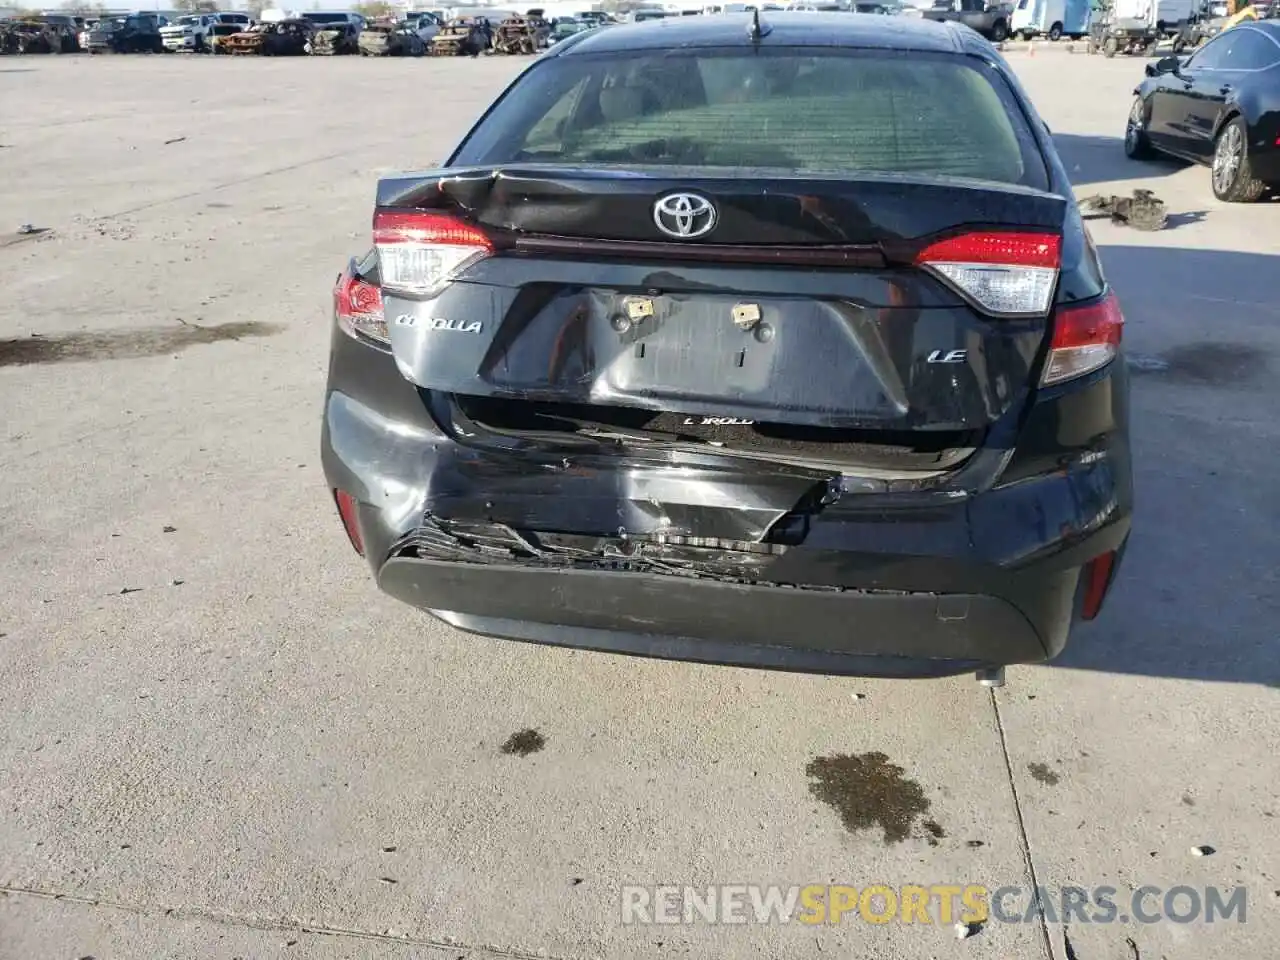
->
1079;189;1169;230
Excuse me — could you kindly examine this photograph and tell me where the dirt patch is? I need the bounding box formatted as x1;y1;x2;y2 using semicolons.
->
0;321;282;367
500;728;545;757
1028;762;1061;786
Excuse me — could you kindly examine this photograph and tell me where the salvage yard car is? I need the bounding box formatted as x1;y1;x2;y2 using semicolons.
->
0;19;62;53
162;12;249;51
405;12;442;42
304;11;363;53
358;20;428;54
323;13;1133;683
429;15;490;54
160;13;218;51
207;22;243;53
547;15;590;43
85;14;165;53
1125;21;1280;201
492;13;549;52
223;18;315;54
911;0;1014;41
310;19;360;53
29;12;80;50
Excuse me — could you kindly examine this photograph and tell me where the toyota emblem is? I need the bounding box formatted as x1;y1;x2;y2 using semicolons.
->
652;192;717;240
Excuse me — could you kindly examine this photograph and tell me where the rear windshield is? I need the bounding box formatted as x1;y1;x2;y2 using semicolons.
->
450;48;1048;189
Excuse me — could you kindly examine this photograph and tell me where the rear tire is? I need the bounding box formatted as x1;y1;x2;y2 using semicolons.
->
1211;116;1267;203
1048;21;1063;40
990;19;1008;41
1124;96;1157;160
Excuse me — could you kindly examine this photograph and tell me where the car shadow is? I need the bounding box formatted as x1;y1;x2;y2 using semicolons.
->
1041;246;1280;687
1162;210;1209;228
1053;133;1187;189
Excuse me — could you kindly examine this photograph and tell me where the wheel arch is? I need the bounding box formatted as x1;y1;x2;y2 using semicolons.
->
1132;89;1155;119
1211;106;1243;142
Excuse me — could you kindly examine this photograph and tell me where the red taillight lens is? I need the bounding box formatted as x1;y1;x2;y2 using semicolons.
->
333;265;387;344
915;231;1062;269
372;208;493;298
914;230;1062;316
1042;291;1124;386
334;489;364;556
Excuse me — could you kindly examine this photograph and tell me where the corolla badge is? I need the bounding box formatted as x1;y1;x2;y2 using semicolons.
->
653;192;718;240
396;315;482;334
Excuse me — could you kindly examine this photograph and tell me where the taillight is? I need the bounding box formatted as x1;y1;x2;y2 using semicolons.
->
372;209;493;298
1042;291;1124;386
333;263;387;344
914;231;1061;316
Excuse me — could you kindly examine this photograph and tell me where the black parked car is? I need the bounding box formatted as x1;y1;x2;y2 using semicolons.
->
1126;21;1280;201
85;14;165;53
322;13;1133;683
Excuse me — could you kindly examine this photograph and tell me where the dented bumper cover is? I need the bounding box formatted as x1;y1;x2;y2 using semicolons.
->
321;321;1132;678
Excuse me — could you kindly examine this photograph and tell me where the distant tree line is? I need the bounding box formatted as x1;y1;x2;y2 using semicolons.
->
353;1;397;16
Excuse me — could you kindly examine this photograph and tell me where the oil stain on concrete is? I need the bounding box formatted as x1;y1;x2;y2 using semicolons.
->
806;751;933;844
0;321;282;368
500;728;546;757
1028;762;1061;786
922;819;946;847
1128;341;1269;384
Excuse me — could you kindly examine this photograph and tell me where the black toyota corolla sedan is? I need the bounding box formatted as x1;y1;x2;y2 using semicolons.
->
322;12;1133;683
1126;21;1280;202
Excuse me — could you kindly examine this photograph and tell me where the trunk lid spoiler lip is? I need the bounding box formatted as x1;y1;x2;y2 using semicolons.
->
376;164;1069;209
374;165;1069;263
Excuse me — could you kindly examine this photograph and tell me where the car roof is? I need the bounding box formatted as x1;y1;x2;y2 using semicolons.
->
1241;20;1280;37
551;11;984;56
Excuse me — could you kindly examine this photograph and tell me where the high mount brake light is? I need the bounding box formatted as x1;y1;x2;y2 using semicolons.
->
914;231;1062;317
372;209;493;298
333;264;387;344
1042;291;1124;386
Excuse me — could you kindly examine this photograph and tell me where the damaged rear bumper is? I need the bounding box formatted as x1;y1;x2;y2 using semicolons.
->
376;522;1083;677
322;331;1132;679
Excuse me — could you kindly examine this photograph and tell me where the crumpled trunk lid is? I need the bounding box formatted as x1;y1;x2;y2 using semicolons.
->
375;165;1068;457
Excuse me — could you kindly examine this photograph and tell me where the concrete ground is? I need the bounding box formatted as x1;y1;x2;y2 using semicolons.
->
0;48;1276;960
